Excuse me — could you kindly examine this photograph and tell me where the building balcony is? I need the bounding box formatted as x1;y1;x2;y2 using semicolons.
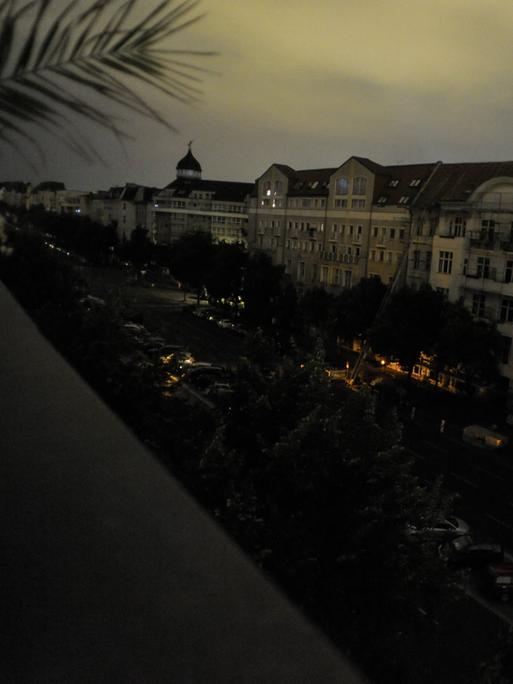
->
321;252;360;265
1;282;364;683
468;231;513;251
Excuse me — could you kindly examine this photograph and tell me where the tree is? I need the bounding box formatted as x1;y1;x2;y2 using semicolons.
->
334;276;387;342
200;347;450;640
169;230;215;303
242;251;285;328
370;285;445;376
299;287;335;331
433;301;501;387
123;227;153;270
0;0;213;166
204;242;247;306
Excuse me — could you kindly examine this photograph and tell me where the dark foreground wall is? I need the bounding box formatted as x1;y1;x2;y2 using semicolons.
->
1;282;366;683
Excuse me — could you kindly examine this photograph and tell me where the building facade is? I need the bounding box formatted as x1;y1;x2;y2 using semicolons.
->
406;162;513;387
248;157;437;291
153;147;253;245
248;157;513;388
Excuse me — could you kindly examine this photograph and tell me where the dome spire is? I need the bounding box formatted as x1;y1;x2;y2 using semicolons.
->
176;142;202;180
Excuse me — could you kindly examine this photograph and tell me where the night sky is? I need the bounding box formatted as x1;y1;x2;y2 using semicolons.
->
3;0;513;190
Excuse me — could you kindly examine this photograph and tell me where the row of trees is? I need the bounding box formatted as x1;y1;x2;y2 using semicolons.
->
298;281;502;385
162;230;502;386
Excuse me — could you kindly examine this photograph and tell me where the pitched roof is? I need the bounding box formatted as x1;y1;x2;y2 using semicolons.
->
372;163;439;206
352;156;386;174
162;178;253;202
412;161;513;207
264;164;335;196
33;181;65;192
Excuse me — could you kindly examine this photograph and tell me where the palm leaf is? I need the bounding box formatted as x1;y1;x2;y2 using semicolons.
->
0;0;215;165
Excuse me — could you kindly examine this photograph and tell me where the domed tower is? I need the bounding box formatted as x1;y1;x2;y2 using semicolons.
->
176;141;202;180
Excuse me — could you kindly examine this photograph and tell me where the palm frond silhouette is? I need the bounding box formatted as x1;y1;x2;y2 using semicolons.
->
0;0;214;165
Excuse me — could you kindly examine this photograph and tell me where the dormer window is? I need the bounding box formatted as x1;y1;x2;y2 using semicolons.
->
409;179;421;187
310;180;319;189
398;196;410;204
353;177;367;195
336;176;349;195
377;196;388;204
388;179;399;187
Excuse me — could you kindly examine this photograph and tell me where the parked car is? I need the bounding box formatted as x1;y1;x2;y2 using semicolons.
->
462;425;508;449
79;295;106;309
217;318;234;330
480;563;513;602
187;368;226;390
204;381;233;398
192;308;217;321
439;535;504;570
186;365;224;379
405;516;470;543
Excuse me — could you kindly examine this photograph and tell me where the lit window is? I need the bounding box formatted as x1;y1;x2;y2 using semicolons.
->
336;176;349;195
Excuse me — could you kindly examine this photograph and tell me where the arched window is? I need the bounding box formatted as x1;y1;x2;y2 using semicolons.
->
353;176;367;195
336;176;349;195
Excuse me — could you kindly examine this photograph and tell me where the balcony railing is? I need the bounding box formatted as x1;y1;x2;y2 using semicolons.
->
1;282;365;684
469;230;513;250
321;252;360;265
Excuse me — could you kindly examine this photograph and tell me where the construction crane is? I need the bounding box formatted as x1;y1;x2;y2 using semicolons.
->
348;247;409;384
348;162;443;384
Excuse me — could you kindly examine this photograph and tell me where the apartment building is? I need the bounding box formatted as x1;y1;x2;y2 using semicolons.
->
407;162;513;386
153;146;253;245
80;184;159;240
248;156;437;291
248;156;513;387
